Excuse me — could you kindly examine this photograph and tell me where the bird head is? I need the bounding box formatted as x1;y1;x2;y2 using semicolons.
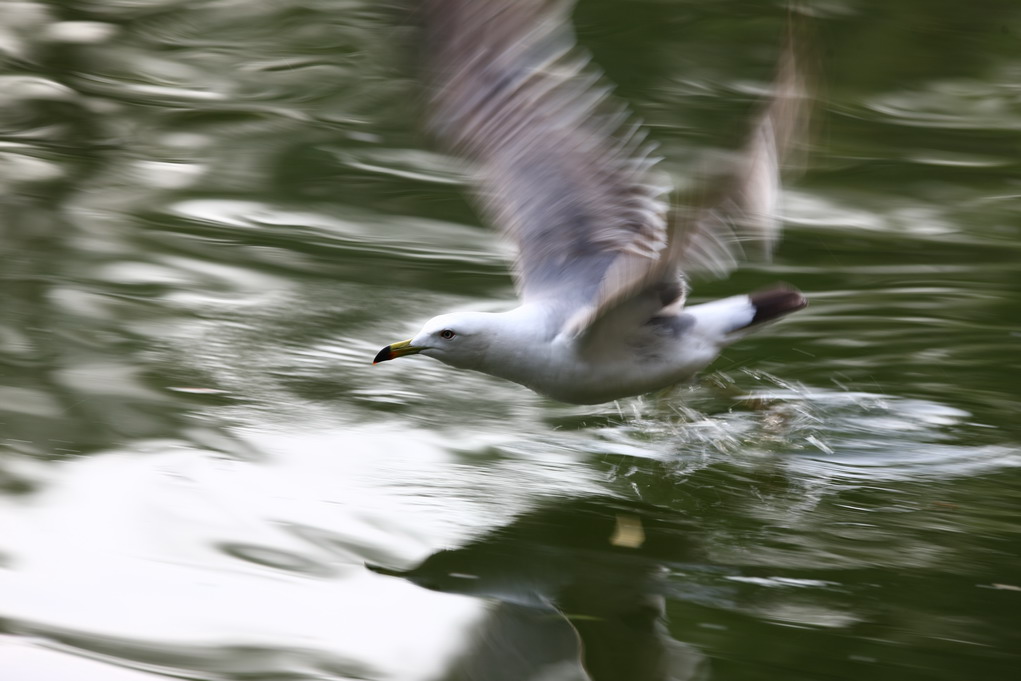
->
373;311;495;370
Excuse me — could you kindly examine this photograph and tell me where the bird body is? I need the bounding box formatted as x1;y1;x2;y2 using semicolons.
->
475;303;734;405
377;289;804;404
373;0;810;404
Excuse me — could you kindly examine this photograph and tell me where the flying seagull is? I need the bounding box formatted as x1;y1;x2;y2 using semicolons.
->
374;0;809;405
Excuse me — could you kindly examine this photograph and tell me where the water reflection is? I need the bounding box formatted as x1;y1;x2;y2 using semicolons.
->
371;496;707;681
0;441;488;681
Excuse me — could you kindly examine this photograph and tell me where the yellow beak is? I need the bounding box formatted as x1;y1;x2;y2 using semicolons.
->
373;338;423;364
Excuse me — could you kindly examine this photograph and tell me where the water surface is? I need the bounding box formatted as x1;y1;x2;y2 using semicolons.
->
1;1;1019;680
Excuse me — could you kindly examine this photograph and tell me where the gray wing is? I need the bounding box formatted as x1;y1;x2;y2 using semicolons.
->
571;25;811;339
669;33;811;281
420;0;671;329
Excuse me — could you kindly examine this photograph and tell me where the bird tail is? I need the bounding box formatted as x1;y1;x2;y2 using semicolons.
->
687;286;807;343
747;286;808;328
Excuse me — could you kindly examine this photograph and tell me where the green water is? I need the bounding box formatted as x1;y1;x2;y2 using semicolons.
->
1;1;1019;680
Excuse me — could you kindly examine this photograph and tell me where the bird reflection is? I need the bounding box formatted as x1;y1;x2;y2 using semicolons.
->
369;496;708;681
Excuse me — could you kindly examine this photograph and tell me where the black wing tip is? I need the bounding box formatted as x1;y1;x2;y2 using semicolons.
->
749;286;808;326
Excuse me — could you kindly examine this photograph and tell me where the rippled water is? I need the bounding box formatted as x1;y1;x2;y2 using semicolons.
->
2;1;1020;680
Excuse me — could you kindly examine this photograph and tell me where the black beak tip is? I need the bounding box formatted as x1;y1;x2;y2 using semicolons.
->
373;345;393;364
365;562;406;577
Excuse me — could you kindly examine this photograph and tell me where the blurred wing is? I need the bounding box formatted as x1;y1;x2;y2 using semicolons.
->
668;30;811;280
421;0;671;332
576;28;811;341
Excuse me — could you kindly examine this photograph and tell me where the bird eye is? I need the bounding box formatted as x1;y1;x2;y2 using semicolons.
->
440;329;455;340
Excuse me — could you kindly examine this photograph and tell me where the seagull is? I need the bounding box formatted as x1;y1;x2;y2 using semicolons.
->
374;0;809;405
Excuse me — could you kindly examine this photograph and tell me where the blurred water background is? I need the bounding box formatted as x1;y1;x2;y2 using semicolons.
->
1;1;1020;680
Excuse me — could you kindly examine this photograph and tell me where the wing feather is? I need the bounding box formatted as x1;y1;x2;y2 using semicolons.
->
671;28;811;279
421;0;670;325
570;22;812;337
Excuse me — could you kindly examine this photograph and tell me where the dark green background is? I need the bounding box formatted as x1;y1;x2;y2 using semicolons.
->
1;1;1019;679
